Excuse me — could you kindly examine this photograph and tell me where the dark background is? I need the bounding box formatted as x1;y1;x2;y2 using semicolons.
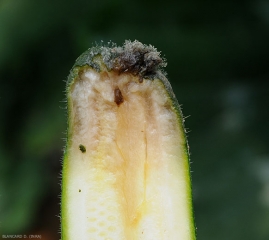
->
1;0;269;239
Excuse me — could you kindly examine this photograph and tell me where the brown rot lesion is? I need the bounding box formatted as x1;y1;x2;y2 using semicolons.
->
114;87;124;106
79;144;86;153
138;75;144;83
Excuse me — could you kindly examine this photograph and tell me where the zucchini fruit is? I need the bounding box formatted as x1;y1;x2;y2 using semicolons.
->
61;40;196;240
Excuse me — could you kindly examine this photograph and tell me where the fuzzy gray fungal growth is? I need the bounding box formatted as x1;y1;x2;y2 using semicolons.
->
111;40;167;79
72;40;167;82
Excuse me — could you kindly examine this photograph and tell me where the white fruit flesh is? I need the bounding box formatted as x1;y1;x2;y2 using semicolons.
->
62;67;193;240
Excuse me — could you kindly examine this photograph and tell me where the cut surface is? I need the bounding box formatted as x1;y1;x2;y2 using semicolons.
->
62;67;194;240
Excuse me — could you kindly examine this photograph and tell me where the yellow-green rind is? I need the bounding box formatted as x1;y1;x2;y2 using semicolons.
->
61;41;196;240
157;79;196;240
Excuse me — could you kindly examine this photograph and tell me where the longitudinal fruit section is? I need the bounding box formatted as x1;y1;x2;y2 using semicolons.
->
61;41;196;240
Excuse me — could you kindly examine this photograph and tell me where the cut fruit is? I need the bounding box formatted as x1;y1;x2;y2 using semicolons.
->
61;41;196;240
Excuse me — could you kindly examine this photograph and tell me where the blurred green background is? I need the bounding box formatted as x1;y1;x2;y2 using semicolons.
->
1;0;269;239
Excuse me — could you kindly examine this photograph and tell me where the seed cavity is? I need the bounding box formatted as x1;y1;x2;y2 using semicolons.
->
114;87;124;106
79;144;86;153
